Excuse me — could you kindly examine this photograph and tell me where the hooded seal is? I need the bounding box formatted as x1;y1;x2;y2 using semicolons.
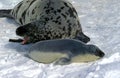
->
28;39;104;65
0;0;90;44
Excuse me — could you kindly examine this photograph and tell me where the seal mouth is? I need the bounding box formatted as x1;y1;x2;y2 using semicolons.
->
21;36;30;44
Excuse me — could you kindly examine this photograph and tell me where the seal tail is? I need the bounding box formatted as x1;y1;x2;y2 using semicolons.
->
0;9;13;18
75;32;90;43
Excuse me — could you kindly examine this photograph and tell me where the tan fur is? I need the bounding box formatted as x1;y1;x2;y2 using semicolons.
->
28;51;67;64
71;54;100;63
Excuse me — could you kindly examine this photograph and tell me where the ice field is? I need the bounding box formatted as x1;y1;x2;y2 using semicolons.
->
0;0;120;78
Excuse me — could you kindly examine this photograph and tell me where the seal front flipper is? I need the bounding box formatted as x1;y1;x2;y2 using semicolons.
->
75;32;90;43
54;53;72;65
0;9;13;18
54;57;71;65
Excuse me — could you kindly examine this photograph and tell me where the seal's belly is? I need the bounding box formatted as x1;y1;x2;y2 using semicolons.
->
28;51;67;64
71;54;100;63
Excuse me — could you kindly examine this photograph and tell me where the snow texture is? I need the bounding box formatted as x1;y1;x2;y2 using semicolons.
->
0;0;120;78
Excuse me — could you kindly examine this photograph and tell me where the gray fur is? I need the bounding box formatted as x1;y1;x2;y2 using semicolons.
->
28;39;104;65
0;9;13;18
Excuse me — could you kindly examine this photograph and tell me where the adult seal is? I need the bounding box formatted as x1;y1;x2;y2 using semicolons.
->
28;39;105;65
0;0;90;44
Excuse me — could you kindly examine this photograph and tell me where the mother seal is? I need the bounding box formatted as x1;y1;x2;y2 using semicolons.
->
0;0;90;44
28;39;105;65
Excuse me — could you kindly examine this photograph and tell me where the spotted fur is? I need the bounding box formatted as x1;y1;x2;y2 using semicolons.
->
10;0;90;43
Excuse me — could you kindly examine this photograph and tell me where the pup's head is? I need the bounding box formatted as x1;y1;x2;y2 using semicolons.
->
87;44;105;58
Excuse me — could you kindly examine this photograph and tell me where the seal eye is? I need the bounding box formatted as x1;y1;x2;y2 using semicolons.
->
16;26;28;36
88;44;105;57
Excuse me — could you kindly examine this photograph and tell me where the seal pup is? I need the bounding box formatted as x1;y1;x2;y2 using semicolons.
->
0;0;90;44
28;39;105;65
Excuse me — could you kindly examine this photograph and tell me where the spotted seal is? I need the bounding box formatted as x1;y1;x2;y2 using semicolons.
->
0;0;90;44
27;39;104;65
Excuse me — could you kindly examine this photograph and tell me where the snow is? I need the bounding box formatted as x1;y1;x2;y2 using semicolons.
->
0;0;120;78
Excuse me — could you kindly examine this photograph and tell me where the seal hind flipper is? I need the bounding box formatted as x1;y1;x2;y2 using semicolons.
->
75;32;90;43
0;9;13;18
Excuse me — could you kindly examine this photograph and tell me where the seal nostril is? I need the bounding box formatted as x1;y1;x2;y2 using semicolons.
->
100;52;105;57
96;49;105;57
98;51;105;57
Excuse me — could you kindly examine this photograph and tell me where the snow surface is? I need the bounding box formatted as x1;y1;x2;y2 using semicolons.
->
0;0;120;78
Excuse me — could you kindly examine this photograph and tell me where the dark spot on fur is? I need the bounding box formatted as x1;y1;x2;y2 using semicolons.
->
32;9;35;14
68;8;76;18
64;2;69;7
72;7;78;15
19;18;23;24
50;7;54;10
68;26;71;36
54;11;57;15
57;9;61;13
44;7;47;9
21;10;27;23
45;17;49;21
58;22;61;25
67;20;70;23
46;2;50;8
61;6;65;9
56;16;61;19
29;0;36;6
45;35;51;40
77;21;81;26
68;23;72;26
65;12;69;15
61;13;67;19
51;17;53;20
53;20;59;23
22;11;26;18
63;27;65;31
46;9;50;14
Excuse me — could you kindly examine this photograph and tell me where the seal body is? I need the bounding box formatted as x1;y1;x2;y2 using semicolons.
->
9;0;90;44
28;39;104;65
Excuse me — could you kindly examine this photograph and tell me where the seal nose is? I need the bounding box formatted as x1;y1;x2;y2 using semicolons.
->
16;26;27;36
96;49;105;57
